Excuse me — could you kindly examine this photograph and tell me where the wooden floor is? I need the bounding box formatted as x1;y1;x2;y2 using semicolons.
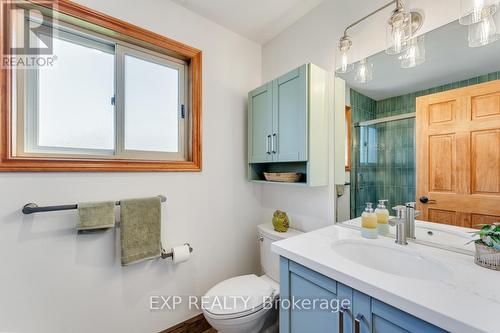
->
160;314;215;333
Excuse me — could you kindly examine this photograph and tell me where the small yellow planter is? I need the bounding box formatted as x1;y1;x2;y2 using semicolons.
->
272;210;289;232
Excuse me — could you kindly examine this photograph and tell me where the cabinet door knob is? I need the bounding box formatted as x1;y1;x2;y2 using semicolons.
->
355;313;364;333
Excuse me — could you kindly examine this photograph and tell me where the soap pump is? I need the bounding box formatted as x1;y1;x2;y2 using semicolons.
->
375;199;390;235
361;202;378;239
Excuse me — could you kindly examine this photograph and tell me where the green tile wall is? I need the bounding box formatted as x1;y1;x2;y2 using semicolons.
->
350;71;500;218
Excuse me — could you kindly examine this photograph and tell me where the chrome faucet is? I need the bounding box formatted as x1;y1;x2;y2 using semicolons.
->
404;202;419;239
388;202;420;245
389;205;408;245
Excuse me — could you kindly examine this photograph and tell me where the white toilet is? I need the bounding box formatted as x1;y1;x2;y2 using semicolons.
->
202;223;302;333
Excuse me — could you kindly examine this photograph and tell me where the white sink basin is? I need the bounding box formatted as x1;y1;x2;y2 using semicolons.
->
331;240;453;281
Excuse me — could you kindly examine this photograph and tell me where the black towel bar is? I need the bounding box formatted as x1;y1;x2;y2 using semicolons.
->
22;195;167;215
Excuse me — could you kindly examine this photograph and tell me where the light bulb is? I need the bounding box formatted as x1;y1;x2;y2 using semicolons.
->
473;0;486;22
355;58;373;83
393;26;404;53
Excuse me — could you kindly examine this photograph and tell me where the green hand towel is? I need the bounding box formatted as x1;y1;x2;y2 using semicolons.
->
77;201;116;231
120;197;161;266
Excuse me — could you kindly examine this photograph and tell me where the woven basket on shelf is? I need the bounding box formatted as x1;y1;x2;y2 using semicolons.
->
263;172;303;183
475;243;500;271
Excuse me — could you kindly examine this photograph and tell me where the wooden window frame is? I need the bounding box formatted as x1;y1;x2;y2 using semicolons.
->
0;0;202;172
345;106;352;171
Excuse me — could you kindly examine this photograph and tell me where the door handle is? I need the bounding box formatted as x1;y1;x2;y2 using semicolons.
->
272;133;277;154
266;135;272;155
419;196;437;204
354;313;364;333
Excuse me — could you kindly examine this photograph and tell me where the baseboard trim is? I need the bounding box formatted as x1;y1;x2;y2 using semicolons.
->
159;313;213;333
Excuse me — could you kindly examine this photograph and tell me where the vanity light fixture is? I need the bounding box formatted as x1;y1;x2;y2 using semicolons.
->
355;58;374;83
335;0;424;75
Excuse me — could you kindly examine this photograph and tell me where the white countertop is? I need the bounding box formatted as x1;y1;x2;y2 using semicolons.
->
272;224;500;333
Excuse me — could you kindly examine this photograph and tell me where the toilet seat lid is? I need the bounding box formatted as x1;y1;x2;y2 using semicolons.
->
203;274;275;317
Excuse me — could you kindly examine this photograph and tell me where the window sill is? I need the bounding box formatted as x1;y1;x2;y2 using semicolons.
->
0;156;202;172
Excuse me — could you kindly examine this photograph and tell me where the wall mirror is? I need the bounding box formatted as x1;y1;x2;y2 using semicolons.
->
336;19;500;253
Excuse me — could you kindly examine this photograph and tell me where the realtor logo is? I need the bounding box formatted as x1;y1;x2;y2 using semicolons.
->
2;0;57;68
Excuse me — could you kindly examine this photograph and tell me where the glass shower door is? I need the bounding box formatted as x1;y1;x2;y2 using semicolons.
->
350;117;416;218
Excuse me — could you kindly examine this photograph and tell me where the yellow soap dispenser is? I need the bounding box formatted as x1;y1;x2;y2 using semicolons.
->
361;203;378;239
375;200;390;235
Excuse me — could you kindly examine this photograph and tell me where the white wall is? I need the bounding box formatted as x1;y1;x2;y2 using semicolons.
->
261;0;462;229
0;1;262;332
263;0;461;81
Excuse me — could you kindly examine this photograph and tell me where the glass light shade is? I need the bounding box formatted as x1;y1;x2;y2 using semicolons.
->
355;58;373;83
335;36;354;73
459;0;497;25
468;11;499;47
386;10;412;55
399;35;426;68
336;49;354;73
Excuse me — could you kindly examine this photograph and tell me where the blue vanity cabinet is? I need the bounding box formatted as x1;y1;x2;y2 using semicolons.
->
248;82;273;163
371;300;446;333
280;258;448;333
280;259;340;333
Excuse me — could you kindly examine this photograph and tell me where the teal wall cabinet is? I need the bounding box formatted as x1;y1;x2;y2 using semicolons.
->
248;64;329;186
280;258;448;333
272;66;307;162
248;83;273;163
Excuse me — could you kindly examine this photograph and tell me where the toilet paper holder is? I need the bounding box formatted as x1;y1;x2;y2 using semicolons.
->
161;243;193;259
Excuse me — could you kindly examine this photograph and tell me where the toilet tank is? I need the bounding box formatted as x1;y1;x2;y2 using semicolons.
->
258;223;303;282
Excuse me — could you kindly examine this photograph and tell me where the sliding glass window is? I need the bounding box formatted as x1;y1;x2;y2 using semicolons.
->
13;10;188;161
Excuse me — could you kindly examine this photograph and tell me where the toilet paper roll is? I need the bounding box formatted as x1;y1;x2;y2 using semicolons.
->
172;244;191;264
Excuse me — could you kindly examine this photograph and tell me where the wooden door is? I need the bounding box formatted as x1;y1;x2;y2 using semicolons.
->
416;80;500;228
248;83;273;163
272;65;308;162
